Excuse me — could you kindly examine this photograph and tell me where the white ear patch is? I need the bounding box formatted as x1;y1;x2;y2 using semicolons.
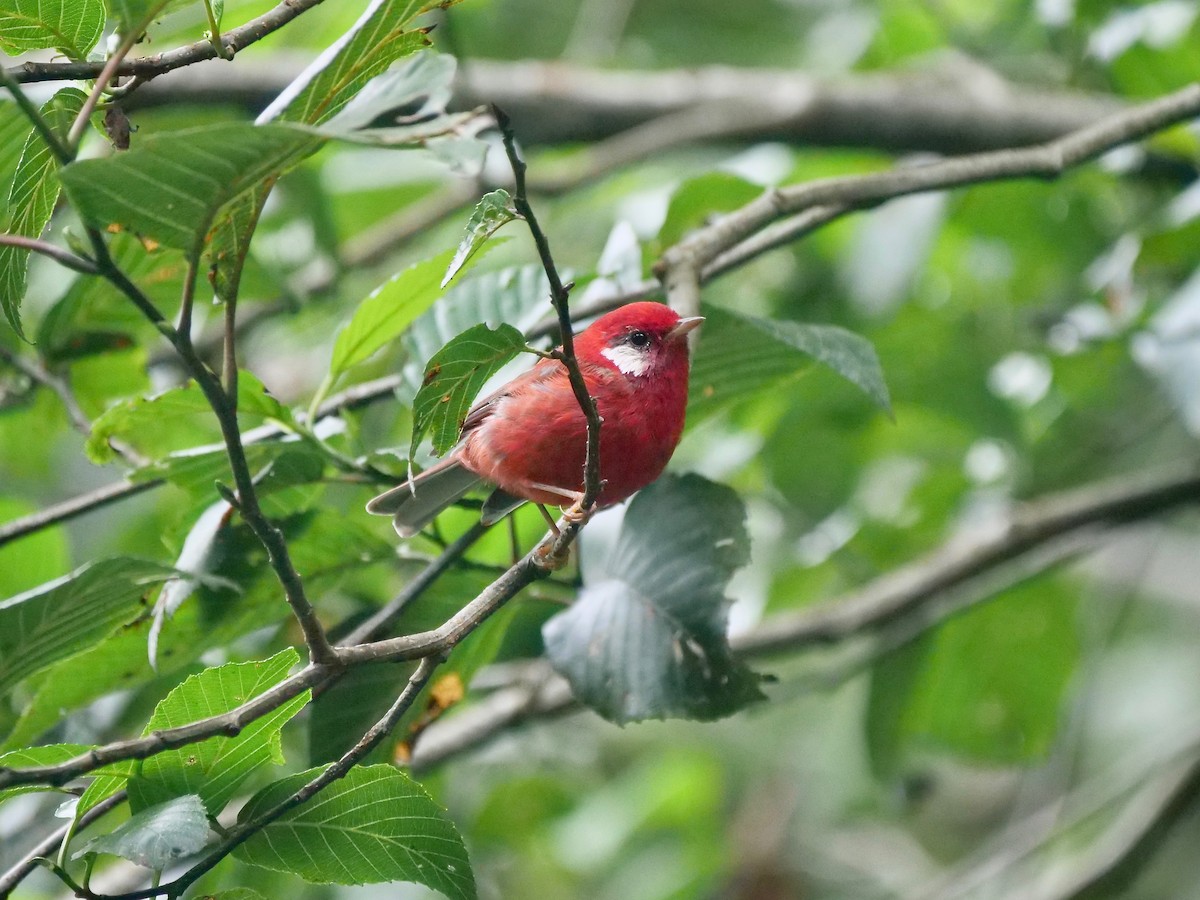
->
601;345;651;377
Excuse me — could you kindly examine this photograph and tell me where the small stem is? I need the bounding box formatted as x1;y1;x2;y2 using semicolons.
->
306;372;335;428
222;294;238;400
0;233;98;274
203;0;235;60
177;256;199;341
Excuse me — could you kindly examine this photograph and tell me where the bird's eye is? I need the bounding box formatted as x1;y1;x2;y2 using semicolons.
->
628;330;651;348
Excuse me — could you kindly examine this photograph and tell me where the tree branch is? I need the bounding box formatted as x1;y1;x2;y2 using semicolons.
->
659;81;1200;275
119;58;1131;157
5;0;328;87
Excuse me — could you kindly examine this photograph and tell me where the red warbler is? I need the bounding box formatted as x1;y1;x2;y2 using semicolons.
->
367;301;703;536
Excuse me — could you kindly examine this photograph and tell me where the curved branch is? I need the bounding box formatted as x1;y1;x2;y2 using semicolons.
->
659;82;1200;275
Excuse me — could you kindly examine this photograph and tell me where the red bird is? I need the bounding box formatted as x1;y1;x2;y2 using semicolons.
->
367;302;702;536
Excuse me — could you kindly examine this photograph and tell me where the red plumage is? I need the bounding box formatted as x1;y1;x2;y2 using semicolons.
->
367;301;702;536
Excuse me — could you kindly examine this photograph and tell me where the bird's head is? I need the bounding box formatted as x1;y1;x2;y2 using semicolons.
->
575;302;704;380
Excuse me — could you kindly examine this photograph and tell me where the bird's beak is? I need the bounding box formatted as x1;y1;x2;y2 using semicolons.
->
667;316;704;342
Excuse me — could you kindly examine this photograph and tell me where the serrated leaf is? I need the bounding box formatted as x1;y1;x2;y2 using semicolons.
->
85;370;293;464
0;557;177;697
410;323;527;458
0;87;84;338
60;123;316;255
329;249;455;378
0;0;105;57
128;649;310;815
77;794;212;869
0;743;90;804
263;1;454;127
235;764;474;897
208;891;267;900
543;474;764;723
442;190;517;287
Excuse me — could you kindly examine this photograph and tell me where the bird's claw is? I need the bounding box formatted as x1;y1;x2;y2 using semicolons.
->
534;539;572;570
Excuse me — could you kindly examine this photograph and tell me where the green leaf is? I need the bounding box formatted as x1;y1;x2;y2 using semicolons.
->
235;765;475;896
542;474;765;723
265;0;453;127
0;87;84;339
106;0;181;34
0;557;177;698
0;743;90;804
867;577;1080;771
0;0;105;57
86;370;293;464
409;322;527;458
442;190;517;288
128;649;310;815
689;305;892;418
307;661;417;765
208;891;268;900
60;123;316;255
758;317;892;414
329;249;456;378
77;794;212;869
656;171;763;250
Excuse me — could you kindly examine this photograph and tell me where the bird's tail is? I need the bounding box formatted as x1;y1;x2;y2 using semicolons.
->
365;457;482;537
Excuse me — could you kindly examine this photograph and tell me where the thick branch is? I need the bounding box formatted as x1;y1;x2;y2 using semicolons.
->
120;59;1130;157
660;82;1200;274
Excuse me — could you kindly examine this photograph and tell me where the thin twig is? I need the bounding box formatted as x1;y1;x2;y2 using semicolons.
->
6;0;329;87
341;520;493;646
0;69;71;165
494;104;604;511
0;233;99;274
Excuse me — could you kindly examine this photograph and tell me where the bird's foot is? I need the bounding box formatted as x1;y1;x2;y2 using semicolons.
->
533;540;572;571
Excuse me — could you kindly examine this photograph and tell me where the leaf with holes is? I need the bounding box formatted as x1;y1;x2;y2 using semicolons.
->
234;764;475;896
127;649;310;815
0;0;105;57
410;323;527;459
543;474;765;723
0;87;84;338
442;190;517;287
77;794;212;869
